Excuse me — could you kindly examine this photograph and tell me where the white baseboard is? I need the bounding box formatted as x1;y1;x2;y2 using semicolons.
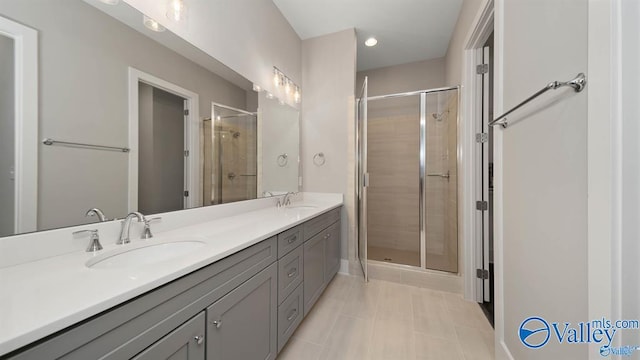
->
496;340;515;360
338;259;350;275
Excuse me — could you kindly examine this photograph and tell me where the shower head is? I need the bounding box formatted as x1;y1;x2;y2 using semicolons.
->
432;112;447;121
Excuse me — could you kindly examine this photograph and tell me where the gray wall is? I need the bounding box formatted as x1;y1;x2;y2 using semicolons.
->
301;29;357;261
444;0;485;86
0;0;250;231
502;0;588;358
125;0;302;96
356;57;446;96
0;35;14;236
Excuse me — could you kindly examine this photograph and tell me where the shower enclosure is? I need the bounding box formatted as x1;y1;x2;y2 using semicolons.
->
358;80;459;279
203;103;257;205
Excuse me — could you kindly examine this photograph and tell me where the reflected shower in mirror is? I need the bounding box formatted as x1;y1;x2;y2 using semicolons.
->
0;0;299;236
205;104;258;205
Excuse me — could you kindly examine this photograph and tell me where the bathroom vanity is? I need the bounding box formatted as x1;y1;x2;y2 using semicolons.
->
0;195;343;360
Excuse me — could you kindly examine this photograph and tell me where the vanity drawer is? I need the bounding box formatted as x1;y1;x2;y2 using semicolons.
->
303;208;341;241
277;284;303;352
277;225;303;258
278;244;303;304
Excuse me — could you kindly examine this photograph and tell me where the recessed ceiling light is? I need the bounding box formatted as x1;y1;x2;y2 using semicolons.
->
99;0;120;4
365;37;378;47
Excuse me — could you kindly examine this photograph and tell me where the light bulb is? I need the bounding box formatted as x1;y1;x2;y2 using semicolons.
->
285;80;291;95
294;88;301;104
273;70;280;87
252;83;261;92
143;16;166;32
266;93;274;99
365;37;378;47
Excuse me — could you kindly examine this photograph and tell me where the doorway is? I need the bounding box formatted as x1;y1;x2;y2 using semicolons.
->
137;83;188;214
127;68;200;213
477;32;495;325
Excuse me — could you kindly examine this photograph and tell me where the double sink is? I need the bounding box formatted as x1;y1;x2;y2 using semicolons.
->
85;205;318;270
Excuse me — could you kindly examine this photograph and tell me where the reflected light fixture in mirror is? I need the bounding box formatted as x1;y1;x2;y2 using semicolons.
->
143;15;166;32
99;0;120;4
167;0;187;22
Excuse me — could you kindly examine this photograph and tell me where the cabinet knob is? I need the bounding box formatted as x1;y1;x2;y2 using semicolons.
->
212;320;222;329
194;335;204;345
287;235;297;244
287;268;298;278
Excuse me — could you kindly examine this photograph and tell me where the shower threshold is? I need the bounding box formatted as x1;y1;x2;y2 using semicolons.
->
368;246;420;267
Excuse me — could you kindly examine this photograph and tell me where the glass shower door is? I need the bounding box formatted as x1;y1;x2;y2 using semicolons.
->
423;89;458;272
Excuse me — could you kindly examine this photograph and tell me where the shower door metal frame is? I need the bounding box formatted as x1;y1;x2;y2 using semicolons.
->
362;85;459;271
357;77;369;281
211;102;257;204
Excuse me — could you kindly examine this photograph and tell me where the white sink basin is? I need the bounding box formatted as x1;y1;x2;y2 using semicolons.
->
86;240;206;269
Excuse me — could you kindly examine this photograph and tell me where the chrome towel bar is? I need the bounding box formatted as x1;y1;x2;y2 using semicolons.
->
42;138;130;153
489;73;586;128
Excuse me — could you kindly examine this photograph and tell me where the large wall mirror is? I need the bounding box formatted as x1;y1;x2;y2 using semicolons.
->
0;0;300;237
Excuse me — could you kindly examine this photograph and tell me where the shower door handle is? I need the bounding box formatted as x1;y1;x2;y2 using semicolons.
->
363;173;370;187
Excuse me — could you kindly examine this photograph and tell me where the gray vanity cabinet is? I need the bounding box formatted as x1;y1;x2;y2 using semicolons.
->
302;208;341;316
324;221;341;282
5;207;344;360
132;312;205;360
303;230;327;315
206;263;277;360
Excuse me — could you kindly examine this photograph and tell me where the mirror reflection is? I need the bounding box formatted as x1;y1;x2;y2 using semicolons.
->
0;0;300;237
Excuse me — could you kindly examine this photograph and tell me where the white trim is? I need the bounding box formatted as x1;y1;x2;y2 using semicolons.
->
460;0;494;302
587;0;615;357
0;16;38;234
338;259;349;275
127;68;201;212
493;0;509;358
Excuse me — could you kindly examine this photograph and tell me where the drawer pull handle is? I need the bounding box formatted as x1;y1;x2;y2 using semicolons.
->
287;236;297;244
194;335;204;345
212;320;222;329
287;268;298;278
287;309;298;321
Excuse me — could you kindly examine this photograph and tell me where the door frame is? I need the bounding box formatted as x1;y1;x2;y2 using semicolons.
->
0;16;38;234
460;0;495;302
127;67;200;212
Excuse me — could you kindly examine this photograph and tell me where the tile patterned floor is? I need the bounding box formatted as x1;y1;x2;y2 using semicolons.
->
277;274;495;360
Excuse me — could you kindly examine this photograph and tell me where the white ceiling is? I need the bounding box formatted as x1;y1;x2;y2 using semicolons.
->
272;0;463;71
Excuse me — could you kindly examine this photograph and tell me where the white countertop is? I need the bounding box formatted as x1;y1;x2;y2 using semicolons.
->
0;194;342;356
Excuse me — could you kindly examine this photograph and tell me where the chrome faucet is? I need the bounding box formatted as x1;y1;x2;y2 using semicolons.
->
118;212;145;245
277;192;296;208
86;208;108;222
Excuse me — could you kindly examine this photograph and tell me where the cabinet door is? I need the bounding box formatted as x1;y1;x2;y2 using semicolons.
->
206;263;277;360
132;312;205;360
324;221;341;282
303;231;326;316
